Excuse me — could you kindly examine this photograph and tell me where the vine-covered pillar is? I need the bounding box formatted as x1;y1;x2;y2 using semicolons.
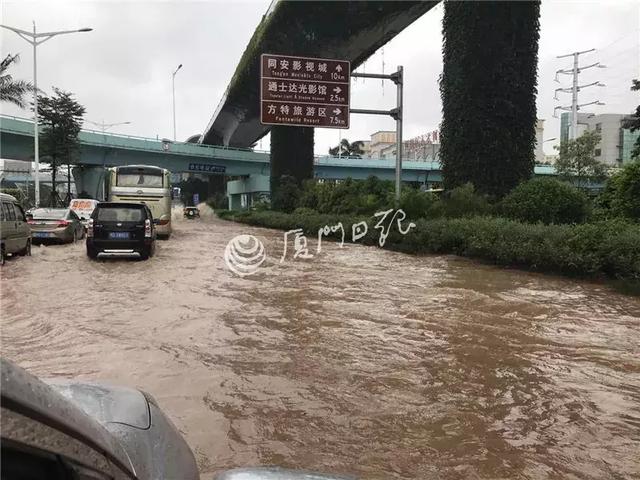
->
270;125;314;209
439;0;541;198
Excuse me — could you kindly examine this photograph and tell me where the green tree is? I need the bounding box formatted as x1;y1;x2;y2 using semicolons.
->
602;160;640;221
37;88;86;206
0;54;34;109
439;0;541;198
328;139;365;157
554;130;607;187
622;79;640;160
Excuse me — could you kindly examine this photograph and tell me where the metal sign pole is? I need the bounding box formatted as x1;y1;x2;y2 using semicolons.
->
351;66;404;204
395;65;403;204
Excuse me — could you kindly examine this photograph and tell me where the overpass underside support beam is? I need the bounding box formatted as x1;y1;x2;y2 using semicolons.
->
270;126;314;211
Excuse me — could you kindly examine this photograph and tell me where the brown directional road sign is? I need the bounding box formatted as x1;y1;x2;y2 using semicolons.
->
260;53;350;129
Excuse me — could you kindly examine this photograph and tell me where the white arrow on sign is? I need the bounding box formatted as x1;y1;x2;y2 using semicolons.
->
335;65;343;72
333;87;342;94
333;108;341;115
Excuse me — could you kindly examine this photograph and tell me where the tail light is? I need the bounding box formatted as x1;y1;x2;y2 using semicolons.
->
87;218;94;238
56;220;70;227
145;218;152;237
27;220;36;225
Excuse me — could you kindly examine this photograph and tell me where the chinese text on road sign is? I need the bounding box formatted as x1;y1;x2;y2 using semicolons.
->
260;53;350;129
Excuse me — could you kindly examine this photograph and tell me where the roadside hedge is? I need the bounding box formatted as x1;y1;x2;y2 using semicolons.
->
216;210;640;282
500;178;590;224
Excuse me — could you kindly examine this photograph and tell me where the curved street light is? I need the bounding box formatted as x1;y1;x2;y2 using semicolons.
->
1;22;93;207
86;120;132;134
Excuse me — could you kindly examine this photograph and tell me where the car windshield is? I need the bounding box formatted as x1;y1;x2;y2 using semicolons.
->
97;207;144;222
31;209;68;220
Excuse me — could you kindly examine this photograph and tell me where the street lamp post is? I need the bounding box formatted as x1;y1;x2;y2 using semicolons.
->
172;64;182;141
86;120;132;134
0;22;92;207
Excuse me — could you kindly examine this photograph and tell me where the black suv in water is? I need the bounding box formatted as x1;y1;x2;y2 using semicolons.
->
86;202;157;260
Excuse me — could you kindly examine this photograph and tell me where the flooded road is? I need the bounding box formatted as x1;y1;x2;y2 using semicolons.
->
2;206;639;479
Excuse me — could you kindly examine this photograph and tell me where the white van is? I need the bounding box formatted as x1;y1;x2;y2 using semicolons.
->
69;198;100;228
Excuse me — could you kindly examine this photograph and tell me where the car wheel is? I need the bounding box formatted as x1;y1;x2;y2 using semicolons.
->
86;246;98;260
18;240;31;256
139;248;150;261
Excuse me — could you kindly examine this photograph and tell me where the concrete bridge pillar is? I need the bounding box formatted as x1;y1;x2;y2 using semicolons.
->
270;126;314;209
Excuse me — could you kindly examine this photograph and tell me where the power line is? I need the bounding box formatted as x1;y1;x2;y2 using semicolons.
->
598;29;640;52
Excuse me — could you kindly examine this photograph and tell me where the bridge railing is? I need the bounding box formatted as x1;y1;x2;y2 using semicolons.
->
0;114;271;155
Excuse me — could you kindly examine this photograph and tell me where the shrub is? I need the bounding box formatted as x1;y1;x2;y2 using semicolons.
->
436;183;491;218
398;188;438;220
500;177;589;224
217;209;640;282
293;207;318;215
609;161;640;221
271;175;301;213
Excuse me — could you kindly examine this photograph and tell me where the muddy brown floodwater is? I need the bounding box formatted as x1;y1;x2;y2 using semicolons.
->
1;206;639;479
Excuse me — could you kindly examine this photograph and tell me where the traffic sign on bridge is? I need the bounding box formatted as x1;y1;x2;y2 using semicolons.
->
260;53;350;129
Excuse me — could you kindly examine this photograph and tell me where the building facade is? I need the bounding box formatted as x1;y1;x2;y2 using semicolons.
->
560;112;639;166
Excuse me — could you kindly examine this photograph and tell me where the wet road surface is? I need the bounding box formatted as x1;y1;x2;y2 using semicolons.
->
2;206;640;479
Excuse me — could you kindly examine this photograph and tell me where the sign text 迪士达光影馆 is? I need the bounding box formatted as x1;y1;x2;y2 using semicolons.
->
188;163;226;173
260;53;350;129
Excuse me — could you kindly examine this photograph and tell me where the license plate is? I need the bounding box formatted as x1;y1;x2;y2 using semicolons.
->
109;232;130;239
33;232;53;238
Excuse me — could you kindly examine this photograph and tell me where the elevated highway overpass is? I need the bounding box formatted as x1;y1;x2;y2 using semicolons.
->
1;115;562;206
200;0;439;147
1;114;478;183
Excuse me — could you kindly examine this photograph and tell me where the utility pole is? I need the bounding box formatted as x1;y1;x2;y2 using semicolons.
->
554;49;606;140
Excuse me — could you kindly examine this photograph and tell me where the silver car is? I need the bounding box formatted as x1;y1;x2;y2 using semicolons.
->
0;193;32;264
28;208;85;243
1;357;199;479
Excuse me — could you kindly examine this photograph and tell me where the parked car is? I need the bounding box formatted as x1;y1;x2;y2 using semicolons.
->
183;206;200;219
86;202;157;260
28;208;85;244
69;198;100;229
1;357;199;479
0;192;32;264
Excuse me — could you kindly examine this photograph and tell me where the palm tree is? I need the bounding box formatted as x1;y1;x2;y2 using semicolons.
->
0;54;34;109
328;138;366;158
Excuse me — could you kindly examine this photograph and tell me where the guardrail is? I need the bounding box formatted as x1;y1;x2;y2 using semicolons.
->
0;114;271;155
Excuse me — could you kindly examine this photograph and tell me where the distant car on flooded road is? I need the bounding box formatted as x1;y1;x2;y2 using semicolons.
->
28;208;85;244
86;202;157;260
183;206;200;219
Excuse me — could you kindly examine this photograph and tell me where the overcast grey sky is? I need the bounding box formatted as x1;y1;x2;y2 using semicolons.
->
1;0;638;156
